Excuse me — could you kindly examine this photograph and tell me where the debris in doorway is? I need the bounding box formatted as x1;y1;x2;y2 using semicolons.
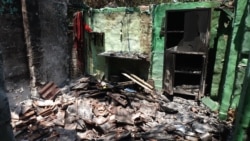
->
11;75;232;141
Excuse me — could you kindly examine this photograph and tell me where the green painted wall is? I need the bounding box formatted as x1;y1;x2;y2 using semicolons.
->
85;7;152;78
219;0;248;119
231;58;247;109
210;11;231;100
151;2;220;89
232;0;250;140
233;56;250;141
82;2;249;122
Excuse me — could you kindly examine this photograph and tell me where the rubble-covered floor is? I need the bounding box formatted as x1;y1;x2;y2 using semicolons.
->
10;75;233;141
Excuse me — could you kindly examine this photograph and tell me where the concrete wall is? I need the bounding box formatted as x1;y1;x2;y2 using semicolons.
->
38;0;69;86
27;0;70;86
0;0;70;106
0;15;29;81
0;1;28;80
0;52;15;141
0;1;31;106
0;2;22;139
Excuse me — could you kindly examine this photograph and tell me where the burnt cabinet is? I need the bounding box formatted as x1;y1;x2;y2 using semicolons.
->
172;50;207;100
163;9;211;100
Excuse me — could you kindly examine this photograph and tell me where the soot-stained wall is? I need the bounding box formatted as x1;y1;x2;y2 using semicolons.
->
0;0;70;105
86;7;152;78
0;1;31;105
38;0;69;85
28;0;70;86
0;15;29;82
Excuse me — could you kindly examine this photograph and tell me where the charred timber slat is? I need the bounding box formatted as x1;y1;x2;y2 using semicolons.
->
20;110;35;120
107;92;128;106
121;90;156;103
50;88;61;100
42;84;57;99
117;81;135;87
38;108;53;117
84;92;106;98
77;89;99;95
15;116;36;128
38;82;54;94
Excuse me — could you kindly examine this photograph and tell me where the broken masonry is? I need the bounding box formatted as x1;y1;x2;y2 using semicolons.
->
12;74;232;141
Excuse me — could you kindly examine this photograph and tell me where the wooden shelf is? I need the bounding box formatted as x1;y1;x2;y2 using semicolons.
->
174;70;202;74
166;31;184;33
172;50;206;55
98;52;149;61
173;88;197;96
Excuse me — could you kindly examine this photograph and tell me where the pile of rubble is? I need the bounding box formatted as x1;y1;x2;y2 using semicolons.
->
11;74;231;141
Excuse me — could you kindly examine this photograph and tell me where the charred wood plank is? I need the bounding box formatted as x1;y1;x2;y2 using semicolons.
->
38;108;53;117
130;73;154;89
117;81;135;87
38;82;54;94
15;116;36;128
107;92;128;106
121;90;156;103
83;92;106;98
122;73;153;93
19;110;35;120
77;89;99;95
71;83;88;90
39;82;61;100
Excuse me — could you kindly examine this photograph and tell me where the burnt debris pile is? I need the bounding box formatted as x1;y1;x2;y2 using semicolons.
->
11;75;231;141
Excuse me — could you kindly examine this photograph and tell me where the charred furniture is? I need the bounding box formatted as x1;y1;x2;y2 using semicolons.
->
163;9;211;100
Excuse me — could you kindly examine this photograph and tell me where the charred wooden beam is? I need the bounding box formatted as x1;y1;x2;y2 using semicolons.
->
130;74;154;90
38;82;61;100
120;90;156;103
20;110;35;120
122;73;153;92
107;92;128;106
21;0;38;97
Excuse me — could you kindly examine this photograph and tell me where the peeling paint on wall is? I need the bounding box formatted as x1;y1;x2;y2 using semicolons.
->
230;1;250;139
210;11;231;100
85;7;152;78
151;2;219;89
90;7;152;53
219;0;248;120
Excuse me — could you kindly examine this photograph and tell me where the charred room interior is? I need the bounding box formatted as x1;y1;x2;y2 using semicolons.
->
0;0;250;141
